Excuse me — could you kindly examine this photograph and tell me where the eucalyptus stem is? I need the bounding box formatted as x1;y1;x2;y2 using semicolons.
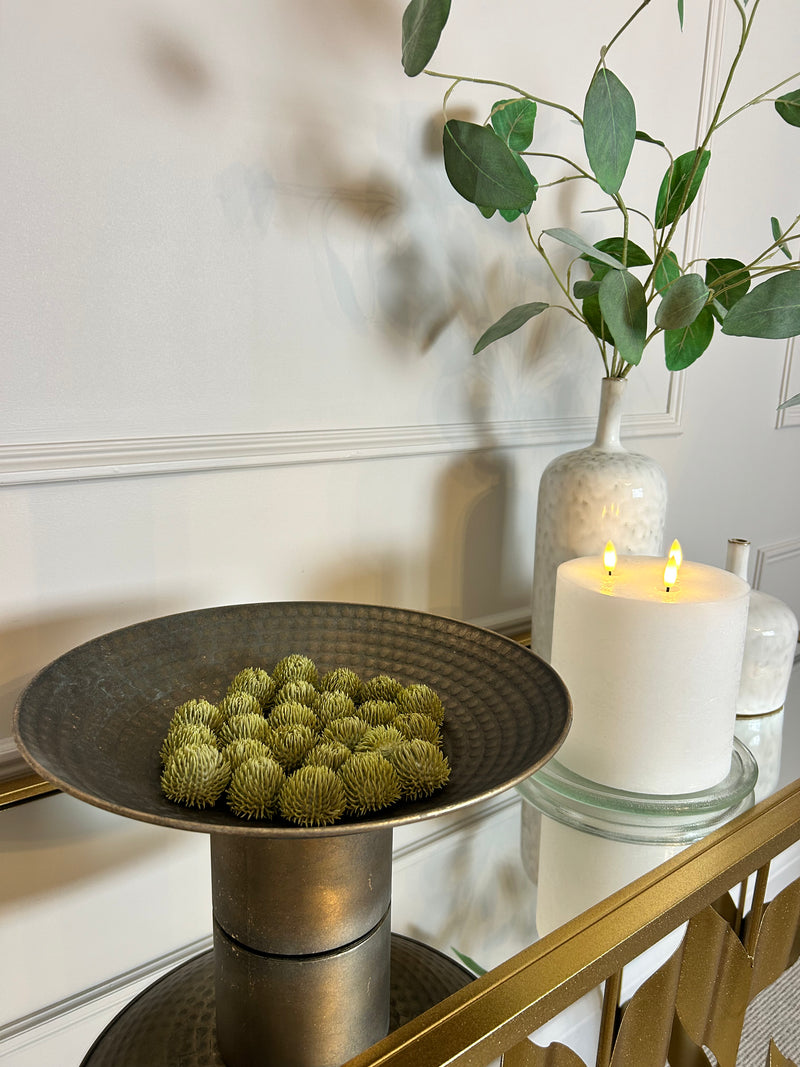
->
424;68;582;124
717;70;800;129
594;0;654;75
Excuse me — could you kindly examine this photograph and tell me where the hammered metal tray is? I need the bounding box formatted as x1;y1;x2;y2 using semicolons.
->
14;601;570;836
80;935;474;1066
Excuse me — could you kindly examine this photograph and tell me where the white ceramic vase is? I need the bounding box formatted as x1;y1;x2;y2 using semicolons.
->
726;537;799;801
531;377;668;661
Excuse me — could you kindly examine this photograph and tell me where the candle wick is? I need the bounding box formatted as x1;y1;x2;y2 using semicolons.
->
666;586;671;593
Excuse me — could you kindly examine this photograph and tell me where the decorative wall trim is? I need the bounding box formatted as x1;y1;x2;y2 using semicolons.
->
777;338;800;430
752;538;800;592
0;398;683;488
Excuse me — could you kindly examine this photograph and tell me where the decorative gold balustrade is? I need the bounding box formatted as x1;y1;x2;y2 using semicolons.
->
346;777;800;1067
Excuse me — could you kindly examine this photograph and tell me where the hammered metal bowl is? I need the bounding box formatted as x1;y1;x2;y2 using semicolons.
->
14;601;570;836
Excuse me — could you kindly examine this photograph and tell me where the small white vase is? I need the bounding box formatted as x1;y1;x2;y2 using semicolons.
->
531;377;668;661
726;537;799;801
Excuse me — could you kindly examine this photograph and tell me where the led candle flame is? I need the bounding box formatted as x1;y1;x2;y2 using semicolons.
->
604;541;617;575
664;556;678;592
669;539;683;570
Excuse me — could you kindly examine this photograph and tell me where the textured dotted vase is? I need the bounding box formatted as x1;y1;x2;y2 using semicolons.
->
531;377;668;661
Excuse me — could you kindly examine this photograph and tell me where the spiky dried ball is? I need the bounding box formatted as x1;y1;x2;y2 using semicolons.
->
339;752;401;815
228;667;275;709
226;756;285;819
160;722;218;764
357;699;398;727
279;765;346;826
305;741;352;772
270;723;316;771
318;666;362;700
171;698;225;735
268;701;319;733
275;680;318;708
161;744;230;808
313;690;357;728
225;738;273;771
272;654;318;689
360;674;404;703
322;715;369;752
219;691;263;721
390;739;450;800
395;684;445;726
393;712;442;746
219;712;270;747
356;725;405;761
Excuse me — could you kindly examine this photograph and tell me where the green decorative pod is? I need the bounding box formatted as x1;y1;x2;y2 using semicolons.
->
161;744;231;808
360;674;404;703
396;684;445;725
219;691;263;721
274;680;318;708
305;741;353;772
394;711;442;746
357;699;398;727
224;737;273;771
270;723;316;771
272;654;318;689
226;755;285;819
219;712;270;747
339;751;402;815
390;739;451;800
356;725;406;760
313;690;357;728
170;698;225;735
268;701;319;733
318;666;362;700
228;667;276;709
278;765;346;826
322;715;370;752
160;722;218;764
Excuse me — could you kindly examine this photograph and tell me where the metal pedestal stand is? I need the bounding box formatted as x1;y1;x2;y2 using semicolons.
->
14;602;570;1067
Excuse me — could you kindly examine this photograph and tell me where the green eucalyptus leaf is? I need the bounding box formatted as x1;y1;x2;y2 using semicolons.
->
655;148;710;229
655;249;681;294
664;307;714;370
635;130;668;149
677;0;685;30
721;271;800;338
705;258;750;319
451;948;487;977
544;228;625;269
583;68;636;195
473;301;550;354
401;0;451;77
491;98;537;152
656;273;709;330
771;216;792;259
582;290;615;348
778;391;800;410
443;120;539;210
598;269;647;365
775;89;800;128
478;205;497;219
582;237;652;277
574;280;600;298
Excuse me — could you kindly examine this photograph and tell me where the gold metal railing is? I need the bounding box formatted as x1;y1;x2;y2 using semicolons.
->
345;776;800;1067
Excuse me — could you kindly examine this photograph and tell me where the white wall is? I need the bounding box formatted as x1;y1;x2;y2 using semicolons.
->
1;0;799;1062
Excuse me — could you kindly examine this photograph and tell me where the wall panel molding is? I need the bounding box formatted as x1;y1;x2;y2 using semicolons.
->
0;393;683;487
777;339;800;430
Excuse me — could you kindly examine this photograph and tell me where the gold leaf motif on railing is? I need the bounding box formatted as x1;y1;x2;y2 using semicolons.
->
675;905;752;1067
502;1038;586;1066
608;947;683;1067
750;879;800;999
766;1037;799;1067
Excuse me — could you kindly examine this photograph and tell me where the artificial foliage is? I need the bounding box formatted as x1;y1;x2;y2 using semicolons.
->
401;0;800;384
158;656;450;825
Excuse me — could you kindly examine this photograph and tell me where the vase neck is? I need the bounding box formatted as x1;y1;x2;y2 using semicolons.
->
592;378;626;450
726;538;751;581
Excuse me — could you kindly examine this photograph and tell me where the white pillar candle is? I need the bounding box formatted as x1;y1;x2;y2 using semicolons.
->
551;555;749;793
